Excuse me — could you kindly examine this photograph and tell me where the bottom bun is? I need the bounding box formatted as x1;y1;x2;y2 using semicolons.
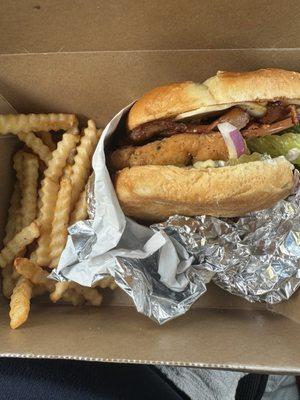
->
114;157;294;221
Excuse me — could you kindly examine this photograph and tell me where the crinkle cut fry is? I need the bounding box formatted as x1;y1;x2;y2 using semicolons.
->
50;281;70;302
3;182;21;245
12;151;25;233
14;258;54;292
94;276;118;290
37;131;56;151
32;179;59;265
44;128;79;181
72;283;103;306
21;153;39;228
34;129;79;266
13;150;24;189
9;276;32;329
0;222;39;269
71;121;101;208
49;176;72;268
69;185;88;225
2;264;15;298
14;257;102;306
51;282;102;305
16;131;52;165
0;113;78;134
2;152;30;298
61;288;85;306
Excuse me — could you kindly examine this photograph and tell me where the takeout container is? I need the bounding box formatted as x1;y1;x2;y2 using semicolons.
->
0;0;300;373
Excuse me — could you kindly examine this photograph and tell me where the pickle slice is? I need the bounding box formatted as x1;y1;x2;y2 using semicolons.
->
226;152;269;166
247;133;300;165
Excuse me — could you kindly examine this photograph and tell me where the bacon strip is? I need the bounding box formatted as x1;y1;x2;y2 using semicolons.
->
129;107;250;143
242;117;295;138
128;103;298;143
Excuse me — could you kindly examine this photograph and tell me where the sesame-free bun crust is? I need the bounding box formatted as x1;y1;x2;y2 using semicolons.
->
128;69;300;130
114;157;294;221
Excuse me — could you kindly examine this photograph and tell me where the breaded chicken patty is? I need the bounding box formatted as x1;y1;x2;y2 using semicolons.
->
109;133;229;171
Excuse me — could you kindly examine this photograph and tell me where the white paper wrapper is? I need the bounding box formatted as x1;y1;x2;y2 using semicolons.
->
51;105;213;323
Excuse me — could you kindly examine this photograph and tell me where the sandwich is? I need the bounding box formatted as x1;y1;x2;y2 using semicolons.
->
109;68;300;221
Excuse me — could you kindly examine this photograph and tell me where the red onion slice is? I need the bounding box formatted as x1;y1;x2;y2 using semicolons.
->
217;122;246;158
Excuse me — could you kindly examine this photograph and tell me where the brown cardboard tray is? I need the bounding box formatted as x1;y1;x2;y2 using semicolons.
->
0;0;300;373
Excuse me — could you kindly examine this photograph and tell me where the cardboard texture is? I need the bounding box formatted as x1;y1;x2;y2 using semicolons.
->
0;0;300;373
1;0;300;53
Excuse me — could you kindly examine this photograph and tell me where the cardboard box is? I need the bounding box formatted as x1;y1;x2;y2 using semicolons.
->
0;0;300;373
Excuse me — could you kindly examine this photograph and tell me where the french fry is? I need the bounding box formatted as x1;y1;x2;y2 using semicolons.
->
2;265;15;298
0;222;39;269
1;112;109;327
63;164;73;178
21;153;39;228
44;128;79;181
37;131;56;151
49;176;72;268
94;277;117;290
72;283;103;306
12;268;20;280
62;288;85;306
51;281;102;306
16;131;52;165
66;147;77;166
0;114;78;135
9;277;32;329
71;121;101;208
50;281;70;302
4;154;31;288
13;151;24;187
3;183;21;245
32;179;59;265
35;130;79;265
109;281;118;290
13;151;25;233
14;258;54;292
69;186;87;225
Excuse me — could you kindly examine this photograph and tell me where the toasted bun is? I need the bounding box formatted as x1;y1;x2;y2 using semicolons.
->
128;68;300;130
114;157;294;221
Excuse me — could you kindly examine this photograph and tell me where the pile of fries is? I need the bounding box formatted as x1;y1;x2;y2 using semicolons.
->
0;114;116;329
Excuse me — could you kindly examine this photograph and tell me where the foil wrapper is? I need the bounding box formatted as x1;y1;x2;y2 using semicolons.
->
52;103;300;324
153;193;300;305
113;255;210;324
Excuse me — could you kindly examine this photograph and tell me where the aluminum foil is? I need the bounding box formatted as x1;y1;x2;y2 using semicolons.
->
52;103;300;324
152;192;300;305
113;254;210;324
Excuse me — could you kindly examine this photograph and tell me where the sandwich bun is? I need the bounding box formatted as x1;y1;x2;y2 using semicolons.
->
114;157;294;221
128;69;300;130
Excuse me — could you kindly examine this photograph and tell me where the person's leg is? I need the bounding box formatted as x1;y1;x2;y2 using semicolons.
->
158;365;244;400
0;358;185;400
262;375;299;400
235;374;268;400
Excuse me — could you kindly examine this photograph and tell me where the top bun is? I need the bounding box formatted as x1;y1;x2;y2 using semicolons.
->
128;68;300;130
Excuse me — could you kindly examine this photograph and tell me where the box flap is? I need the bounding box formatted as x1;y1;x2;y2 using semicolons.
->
0;301;299;373
0;1;300;54
1;42;300;371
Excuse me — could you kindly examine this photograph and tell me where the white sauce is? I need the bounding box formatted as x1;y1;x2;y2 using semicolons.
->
286;148;300;162
193;160;226;169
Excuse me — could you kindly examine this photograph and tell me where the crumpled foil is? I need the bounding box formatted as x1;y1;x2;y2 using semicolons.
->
152;190;300;305
52;103;300;324
113;254;211;324
57;187;300;324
